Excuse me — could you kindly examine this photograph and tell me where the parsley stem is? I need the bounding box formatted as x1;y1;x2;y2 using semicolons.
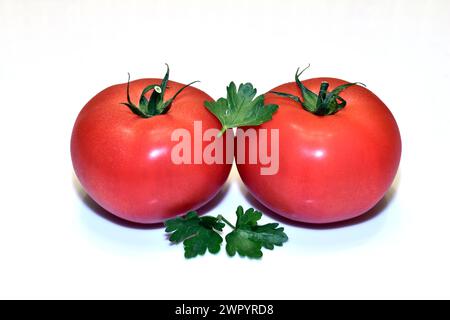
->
217;126;227;138
217;215;235;229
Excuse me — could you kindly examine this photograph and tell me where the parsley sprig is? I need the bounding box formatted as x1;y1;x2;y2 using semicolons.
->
165;206;288;259
204;82;279;136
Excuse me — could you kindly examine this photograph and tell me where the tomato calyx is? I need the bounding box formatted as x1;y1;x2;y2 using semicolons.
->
271;65;365;116
121;64;199;118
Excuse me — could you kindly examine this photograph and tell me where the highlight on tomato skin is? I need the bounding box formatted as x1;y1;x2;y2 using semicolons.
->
236;73;401;224
71;67;232;224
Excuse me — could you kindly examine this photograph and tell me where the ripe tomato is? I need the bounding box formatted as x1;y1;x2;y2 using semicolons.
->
71;71;231;224
236;75;401;224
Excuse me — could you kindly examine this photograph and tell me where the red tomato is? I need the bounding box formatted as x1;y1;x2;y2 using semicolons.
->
236;78;401;224
71;78;231;224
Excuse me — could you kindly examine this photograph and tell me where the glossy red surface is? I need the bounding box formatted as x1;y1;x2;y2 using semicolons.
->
71;79;231;223
237;78;401;223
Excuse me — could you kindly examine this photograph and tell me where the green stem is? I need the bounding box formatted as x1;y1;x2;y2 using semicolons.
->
122;64;197;118
317;82;329;102
218;215;235;229
271;66;363;116
217;126;228;138
316;81;330;115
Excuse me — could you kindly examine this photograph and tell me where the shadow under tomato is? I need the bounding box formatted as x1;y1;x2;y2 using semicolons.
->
72;175;163;229
72;174;230;230
197;183;230;215
239;172;400;230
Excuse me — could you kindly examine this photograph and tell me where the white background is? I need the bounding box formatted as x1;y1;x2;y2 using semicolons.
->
1;0;449;299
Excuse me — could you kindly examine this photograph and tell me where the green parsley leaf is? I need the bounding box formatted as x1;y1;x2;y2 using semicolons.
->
204;82;279;135
225;206;288;259
164;206;289;259
164;211;225;258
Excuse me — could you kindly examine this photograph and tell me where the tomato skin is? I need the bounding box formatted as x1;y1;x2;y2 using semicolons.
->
71;79;231;224
236;78;401;224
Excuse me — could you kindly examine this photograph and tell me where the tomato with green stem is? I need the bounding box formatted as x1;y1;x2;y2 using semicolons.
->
236;66;401;224
71;65;231;224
